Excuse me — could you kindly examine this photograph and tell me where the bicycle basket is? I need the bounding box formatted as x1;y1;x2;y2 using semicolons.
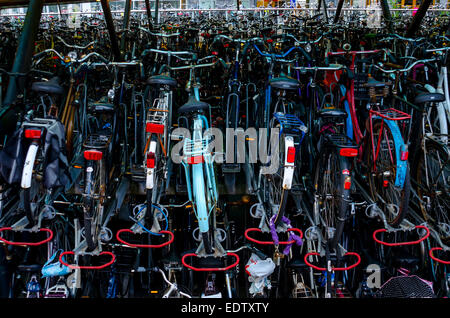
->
375;275;436;298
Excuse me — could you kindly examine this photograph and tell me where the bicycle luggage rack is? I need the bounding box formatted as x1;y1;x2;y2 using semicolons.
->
181;252;240;272
116;229;174;248
369;108;411;122
82;134;111;149
303;252;361;271
325;134;358;150
244;227;303;245
273;112;308;137
146;99;169;135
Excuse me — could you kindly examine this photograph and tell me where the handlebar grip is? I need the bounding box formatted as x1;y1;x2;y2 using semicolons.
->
33;51;48;60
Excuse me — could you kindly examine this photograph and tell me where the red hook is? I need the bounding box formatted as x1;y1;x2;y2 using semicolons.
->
244;227;303;245
181;252;239;272
116;229;174;248
304;252;361;271
373;225;430;247
0;227;53;246
59;251;115;270
429;247;450;265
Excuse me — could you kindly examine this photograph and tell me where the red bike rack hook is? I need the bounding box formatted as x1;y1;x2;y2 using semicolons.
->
304;252;361;271
244;227;303;245
116;229;174;248
429;247;450;265
372;225;430;247
181;252;240;272
0;227;53;246
58;251;116;270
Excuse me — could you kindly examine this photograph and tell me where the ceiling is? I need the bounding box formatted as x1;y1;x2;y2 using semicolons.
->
0;0;98;9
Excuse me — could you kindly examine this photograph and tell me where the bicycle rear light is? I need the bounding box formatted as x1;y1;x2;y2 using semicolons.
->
147;152;156;169
339;148;358;157
84;150;103;161
344;176;352;190
400;146;409;161
286;147;296;163
187;155;204;165
146;123;165;134
24;129;42;139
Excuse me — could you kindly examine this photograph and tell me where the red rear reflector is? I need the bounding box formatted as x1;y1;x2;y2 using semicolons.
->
223;43;229;48
287;147;296;163
147;152;155;168
84;150;103;161
401;151;408;161
212;51;218;56
339;148;358;157
344;177;351;190
267;39;273;43
187;156;204;164
24;129;42;139
146;123;164;134
383;180;389;187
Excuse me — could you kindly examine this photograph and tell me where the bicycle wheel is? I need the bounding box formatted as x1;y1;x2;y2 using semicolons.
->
83;160;103;252
260;132;288;227
367;121;410;227
416;141;450;243
313;146;350;249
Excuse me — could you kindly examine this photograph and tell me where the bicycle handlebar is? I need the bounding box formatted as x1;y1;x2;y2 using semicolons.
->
55;35;96;50
33;49;109;65
373;58;437;74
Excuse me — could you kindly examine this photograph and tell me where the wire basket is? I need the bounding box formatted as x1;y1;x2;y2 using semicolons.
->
375;275;436;298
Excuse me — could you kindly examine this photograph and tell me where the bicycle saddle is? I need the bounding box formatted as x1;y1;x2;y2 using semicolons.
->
269;76;301;90
147;74;177;87
318;108;348;119
89;101;115;113
414;92;445;105
365;77;391;87
178;96;209;114
31;76;64;95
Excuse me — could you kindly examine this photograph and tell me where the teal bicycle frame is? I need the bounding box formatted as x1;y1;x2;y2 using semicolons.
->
181;88;219;250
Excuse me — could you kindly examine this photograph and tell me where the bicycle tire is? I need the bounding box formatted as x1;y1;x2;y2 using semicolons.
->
416;140;450;243
313;146;350;250
367;121;410;227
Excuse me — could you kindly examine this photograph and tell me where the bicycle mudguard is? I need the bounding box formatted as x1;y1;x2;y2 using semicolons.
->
304;252;361;271
192;163;209;233
429;247;450;265
116;229;174;248
58;251;115;270
181;252;239;272
372;225;430;247
0;227;53;246
244;227;303;245
371;115;408;189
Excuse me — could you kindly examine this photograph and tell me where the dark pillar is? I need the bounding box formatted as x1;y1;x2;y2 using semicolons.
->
1;0;44;111
380;0;393;33
406;0;432;38
334;0;345;23
155;0;160;25
120;0;132;53
144;0;153;29
100;0;122;61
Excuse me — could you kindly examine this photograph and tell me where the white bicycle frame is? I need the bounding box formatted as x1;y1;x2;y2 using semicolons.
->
423;64;449;144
